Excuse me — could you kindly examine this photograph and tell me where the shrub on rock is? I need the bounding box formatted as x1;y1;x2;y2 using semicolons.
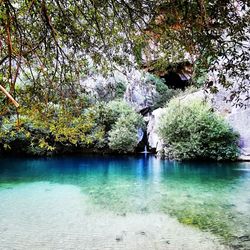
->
158;99;239;161
108;101;145;153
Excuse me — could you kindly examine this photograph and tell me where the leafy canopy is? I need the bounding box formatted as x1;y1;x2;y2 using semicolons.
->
0;0;249;107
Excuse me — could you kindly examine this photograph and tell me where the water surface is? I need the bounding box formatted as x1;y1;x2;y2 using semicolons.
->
0;155;249;249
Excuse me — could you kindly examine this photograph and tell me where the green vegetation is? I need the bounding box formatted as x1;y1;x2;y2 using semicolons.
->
0;99;144;155
107;99;144;153
114;81;127;99
0;0;249;107
158;99;240;161
0;1;247;159
108;126;138;153
145;74;180;109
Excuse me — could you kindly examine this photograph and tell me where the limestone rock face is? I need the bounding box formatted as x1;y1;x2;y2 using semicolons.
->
227;109;250;160
80;72;127;101
124;83;158;112
177;89;207;103
124;72;159;113
147;108;165;154
211;87;250;160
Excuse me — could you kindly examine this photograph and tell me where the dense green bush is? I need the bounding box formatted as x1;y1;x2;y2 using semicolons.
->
0;99;144;155
0;108;102;155
108;125;138;153
158;99;239;161
106;99;137;124
114;81;127;99
106;99;143;125
107;100;144;153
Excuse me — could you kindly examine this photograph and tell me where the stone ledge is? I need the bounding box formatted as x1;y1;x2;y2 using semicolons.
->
238;155;250;161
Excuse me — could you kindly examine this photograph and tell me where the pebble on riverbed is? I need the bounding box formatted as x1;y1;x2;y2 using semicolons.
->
115;231;127;242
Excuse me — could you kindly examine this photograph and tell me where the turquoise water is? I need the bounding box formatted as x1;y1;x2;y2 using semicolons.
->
0;155;250;249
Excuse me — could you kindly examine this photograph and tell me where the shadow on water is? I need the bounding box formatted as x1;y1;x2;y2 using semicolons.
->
0;154;250;248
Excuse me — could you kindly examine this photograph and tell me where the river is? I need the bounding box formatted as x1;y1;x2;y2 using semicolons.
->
0;155;249;249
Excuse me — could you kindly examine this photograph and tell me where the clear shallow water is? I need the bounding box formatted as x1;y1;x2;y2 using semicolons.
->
0;155;250;249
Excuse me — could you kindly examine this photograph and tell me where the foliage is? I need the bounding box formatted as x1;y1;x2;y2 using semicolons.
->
0;107;101;155
143;1;250;104
107;100;144;153
0;115;53;155
106;99;142;125
0;0;249;108
114;81;127;99
0;0;248;155
0;0;153;100
108;125;138;153
145;73;180;109
158;99;239;161
0;99;144;155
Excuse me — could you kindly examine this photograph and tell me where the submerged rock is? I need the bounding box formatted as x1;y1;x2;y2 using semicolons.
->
115;235;123;242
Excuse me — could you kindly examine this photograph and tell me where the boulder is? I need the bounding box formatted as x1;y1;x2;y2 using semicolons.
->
147;108;165;153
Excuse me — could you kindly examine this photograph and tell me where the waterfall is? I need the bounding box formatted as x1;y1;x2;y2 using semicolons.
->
141;145;149;154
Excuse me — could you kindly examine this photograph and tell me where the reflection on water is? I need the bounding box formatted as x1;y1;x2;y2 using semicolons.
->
0;155;250;248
